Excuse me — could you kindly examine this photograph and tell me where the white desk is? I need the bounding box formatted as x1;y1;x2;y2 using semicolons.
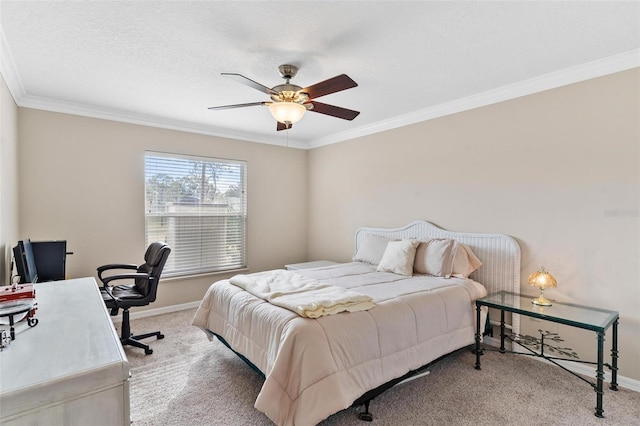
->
0;278;130;425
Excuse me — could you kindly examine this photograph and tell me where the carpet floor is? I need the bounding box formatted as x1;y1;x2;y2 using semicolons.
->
121;308;640;425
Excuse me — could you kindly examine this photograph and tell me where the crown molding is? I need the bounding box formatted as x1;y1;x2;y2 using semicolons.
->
0;22;306;150
17;94;309;149
2;22;638;152
0;25;26;102
307;49;640;149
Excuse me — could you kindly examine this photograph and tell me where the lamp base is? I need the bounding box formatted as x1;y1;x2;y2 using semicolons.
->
531;296;552;306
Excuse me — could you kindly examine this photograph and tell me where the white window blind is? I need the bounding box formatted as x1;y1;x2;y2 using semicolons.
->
145;152;247;276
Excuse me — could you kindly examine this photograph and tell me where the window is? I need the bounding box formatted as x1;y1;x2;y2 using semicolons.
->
145;151;247;277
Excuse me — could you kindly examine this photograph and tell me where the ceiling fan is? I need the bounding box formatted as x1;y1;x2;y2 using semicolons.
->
208;64;360;131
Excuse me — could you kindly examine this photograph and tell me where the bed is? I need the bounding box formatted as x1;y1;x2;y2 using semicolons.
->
192;220;521;425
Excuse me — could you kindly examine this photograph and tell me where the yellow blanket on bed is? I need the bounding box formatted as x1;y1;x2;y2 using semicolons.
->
229;269;375;318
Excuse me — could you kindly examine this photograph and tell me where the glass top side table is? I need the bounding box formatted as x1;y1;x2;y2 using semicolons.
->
474;291;619;418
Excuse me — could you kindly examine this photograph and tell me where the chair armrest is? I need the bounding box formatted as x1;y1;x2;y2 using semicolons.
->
101;274;155;309
100;272;150;287
97;264;138;283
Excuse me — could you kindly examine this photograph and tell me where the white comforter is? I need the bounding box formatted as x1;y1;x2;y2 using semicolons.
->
229;269;375;318
192;262;487;425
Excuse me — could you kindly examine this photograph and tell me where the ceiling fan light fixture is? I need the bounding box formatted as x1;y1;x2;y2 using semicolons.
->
269;101;306;125
211;66;359;131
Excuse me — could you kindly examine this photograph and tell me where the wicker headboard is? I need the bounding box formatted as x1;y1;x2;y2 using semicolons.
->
355;220;522;332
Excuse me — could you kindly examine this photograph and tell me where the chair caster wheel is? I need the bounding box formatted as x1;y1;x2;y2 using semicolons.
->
358;412;373;422
145;348;153;355
158;333;165;340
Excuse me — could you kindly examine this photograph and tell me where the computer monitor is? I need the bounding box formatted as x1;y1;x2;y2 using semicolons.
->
31;241;67;281
13;240;39;283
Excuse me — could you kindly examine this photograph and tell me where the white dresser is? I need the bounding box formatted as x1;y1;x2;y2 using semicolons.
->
0;278;130;425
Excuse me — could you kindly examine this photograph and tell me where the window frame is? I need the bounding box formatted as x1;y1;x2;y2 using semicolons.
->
144;151;247;278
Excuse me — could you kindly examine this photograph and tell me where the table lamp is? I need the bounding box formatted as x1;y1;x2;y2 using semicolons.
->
528;266;557;306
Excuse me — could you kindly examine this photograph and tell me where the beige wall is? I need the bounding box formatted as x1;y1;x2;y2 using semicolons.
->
12;69;640;381
307;69;640;381
0;74;19;285
18;109;308;307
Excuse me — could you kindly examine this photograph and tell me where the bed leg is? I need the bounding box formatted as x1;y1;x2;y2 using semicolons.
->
358;400;373;422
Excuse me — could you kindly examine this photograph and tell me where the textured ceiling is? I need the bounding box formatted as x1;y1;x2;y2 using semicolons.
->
1;1;639;148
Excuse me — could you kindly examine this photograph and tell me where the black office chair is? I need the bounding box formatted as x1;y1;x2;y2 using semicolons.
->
97;242;171;355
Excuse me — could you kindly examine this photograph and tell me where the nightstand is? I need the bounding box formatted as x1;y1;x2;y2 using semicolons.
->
284;260;339;270
475;291;619;418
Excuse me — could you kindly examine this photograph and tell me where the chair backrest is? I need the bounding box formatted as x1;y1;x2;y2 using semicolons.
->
134;242;171;303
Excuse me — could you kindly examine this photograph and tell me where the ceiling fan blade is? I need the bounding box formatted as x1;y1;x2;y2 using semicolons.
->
208;102;268;110
308;101;360;121
277;121;292;131
222;73;279;96
300;74;357;99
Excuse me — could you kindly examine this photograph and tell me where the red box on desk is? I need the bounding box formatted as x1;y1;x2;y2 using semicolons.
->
0;284;36;303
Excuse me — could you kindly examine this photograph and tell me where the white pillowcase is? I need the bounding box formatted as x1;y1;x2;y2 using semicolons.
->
451;243;483;278
413;238;456;277
376;239;420;276
352;233;390;265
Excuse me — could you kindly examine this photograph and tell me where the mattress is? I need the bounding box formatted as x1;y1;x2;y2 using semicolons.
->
192;261;487;425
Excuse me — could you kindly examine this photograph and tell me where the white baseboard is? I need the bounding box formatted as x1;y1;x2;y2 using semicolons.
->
551;358;640;393
482;336;640;393
110;301;201;323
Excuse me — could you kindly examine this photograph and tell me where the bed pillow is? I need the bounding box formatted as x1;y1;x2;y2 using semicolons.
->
352;233;390;265
452;243;483;278
376;239;420;276
413;238;456;277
